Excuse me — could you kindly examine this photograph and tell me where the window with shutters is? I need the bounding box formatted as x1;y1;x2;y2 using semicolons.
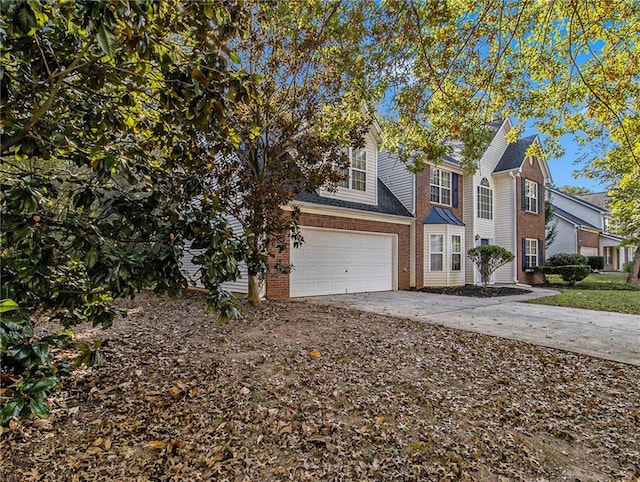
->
430;168;451;205
524;238;538;269
524;179;538;213
477;178;493;219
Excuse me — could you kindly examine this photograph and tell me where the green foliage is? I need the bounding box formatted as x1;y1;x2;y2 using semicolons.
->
549;265;591;286
0;0;254;422
587;256;605;271
623;261;632;273
546;253;588;267
466;245;515;290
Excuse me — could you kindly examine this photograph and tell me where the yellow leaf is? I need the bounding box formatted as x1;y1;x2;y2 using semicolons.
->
308;350;321;359
91;438;103;446
103;439;112;450
375;416;386;425
146;440;165;450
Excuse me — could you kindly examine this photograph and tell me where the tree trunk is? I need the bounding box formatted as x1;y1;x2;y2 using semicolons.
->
248;274;261;306
627;242;640;285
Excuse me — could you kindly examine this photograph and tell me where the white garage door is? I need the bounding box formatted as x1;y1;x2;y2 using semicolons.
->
580;247;598;257
290;228;394;297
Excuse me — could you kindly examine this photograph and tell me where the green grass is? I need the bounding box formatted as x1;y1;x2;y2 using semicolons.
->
529;272;640;314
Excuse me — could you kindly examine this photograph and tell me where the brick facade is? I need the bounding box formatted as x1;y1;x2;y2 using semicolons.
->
577;228;599;253
517;158;546;284
414;166;464;288
266;211;412;299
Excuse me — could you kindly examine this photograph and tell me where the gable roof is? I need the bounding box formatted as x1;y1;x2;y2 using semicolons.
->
552;205;600;230
548;187;608;213
295;179;413;218
577;192;610;210
422;206;464;226
493;135;537;173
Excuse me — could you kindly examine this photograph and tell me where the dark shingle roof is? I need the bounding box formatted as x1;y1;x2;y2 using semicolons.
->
576;192;610;210
422;207;464;226
294;179;412;218
552;205;599;230
485;119;505;131
493;135;537;173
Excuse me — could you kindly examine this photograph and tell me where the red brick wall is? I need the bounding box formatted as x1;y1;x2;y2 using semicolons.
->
265;211;412;299
414;167;463;288
577;229;599;252
517;159;546;284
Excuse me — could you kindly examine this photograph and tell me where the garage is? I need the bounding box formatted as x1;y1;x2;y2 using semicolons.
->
290;227;396;297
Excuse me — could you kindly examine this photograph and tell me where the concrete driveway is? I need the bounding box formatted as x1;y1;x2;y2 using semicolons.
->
302;288;640;366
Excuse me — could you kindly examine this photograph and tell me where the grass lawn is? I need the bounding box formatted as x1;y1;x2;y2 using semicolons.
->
529;272;640;314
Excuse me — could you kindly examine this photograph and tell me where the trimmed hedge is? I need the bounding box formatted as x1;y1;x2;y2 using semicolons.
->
547;253;588;267
587;256;605;270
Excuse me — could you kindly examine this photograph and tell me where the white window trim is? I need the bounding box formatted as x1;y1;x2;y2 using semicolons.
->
338;147;367;191
430;168;452;206
524;179;538;213
477;183;493;220
429;234;444;272
525;238;538;269
451;235;462;271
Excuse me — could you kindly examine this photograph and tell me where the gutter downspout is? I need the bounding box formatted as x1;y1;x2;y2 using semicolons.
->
510;171;519;283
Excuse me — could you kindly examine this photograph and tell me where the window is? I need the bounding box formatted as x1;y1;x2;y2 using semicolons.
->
524;179;538;213
430;234;444;271
451;235;461;271
477;178;493;219
605;247;613;265
430;168;451;205
524;238;538;269
338;147;367;191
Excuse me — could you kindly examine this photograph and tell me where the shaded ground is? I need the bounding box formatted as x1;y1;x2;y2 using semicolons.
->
1;291;638;481
416;285;532;298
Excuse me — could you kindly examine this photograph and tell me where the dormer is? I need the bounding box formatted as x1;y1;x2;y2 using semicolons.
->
319;124;381;206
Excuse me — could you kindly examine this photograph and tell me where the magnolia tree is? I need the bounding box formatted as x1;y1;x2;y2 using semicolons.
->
0;0;253;422
467;246;515;290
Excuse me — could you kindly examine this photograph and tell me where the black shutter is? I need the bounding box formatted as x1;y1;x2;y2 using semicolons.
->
452;173;459;208
538;239;544;266
521;177;526;211
537;183;543;214
522;238;527;270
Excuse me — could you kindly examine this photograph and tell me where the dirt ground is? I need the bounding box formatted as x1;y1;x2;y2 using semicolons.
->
1;291;638;481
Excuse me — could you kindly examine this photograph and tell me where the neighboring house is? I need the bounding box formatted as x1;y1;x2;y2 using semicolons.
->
183;118;551;298
547;189;633;271
379;118;551;288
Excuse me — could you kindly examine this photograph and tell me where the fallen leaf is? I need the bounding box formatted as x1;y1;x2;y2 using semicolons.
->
375;416;386;425
91;438;103;446
146;440;165;450
308;350;321;359
279;424;293;435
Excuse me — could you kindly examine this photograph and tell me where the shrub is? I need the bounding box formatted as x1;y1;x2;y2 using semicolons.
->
623;261;632;273
467;245;515;290
587;256;605;271
554;264;591;285
547;253;588;267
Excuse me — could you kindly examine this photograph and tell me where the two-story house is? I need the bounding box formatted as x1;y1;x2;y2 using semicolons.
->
379;118;551;288
547;188;633;271
183;118;551;298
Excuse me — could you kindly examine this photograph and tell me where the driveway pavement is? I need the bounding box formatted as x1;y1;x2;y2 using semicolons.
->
302;288;640;366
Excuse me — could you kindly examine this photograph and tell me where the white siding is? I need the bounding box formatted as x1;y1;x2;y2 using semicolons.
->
549;191;604;229
423;225;465;287
180;216;249;293
493;174;516;283
463;174;476;284
319;129;378;206
378;150;415;214
546;217;577;258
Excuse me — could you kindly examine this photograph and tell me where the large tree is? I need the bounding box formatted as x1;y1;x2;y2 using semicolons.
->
211;0;376;305
0;0;253;421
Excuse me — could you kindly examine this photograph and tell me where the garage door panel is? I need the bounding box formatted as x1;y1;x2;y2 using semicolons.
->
290;228;394;297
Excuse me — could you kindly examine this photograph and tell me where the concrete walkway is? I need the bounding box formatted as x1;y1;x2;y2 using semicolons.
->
302;288;640;366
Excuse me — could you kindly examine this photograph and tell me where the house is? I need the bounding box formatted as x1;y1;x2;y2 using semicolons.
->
547;188;633;271
379;118;551;288
182;118;551;298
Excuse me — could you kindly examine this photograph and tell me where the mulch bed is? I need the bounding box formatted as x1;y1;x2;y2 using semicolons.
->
416;284;532;297
1;291;638;481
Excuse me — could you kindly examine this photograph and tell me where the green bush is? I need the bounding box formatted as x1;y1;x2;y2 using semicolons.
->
587;256;605;270
467;245;515;290
554;265;592;285
547;253;588;267
623;261;632;273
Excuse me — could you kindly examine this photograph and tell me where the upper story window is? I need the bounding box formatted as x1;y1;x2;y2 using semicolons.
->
477;178;493;220
338;147;367;191
430;168;451;205
524;179;538;213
